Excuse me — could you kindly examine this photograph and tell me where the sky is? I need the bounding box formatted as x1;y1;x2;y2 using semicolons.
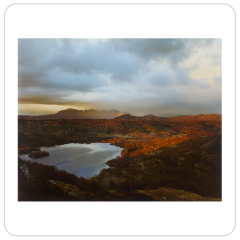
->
18;38;221;116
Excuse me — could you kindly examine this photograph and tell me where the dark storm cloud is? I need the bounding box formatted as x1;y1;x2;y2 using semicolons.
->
18;94;94;107
108;39;191;66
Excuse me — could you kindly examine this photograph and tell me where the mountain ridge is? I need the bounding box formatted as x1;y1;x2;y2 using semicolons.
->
114;113;221;121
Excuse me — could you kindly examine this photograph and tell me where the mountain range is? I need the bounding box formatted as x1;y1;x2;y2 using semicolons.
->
18;108;123;120
18;108;221;122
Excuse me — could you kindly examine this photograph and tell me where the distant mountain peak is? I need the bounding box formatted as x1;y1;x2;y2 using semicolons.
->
114;114;138;120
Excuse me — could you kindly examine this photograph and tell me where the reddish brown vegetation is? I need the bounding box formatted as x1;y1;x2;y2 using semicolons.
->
122;135;194;157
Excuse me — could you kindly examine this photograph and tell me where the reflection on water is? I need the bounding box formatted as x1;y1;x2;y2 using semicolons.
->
19;143;122;179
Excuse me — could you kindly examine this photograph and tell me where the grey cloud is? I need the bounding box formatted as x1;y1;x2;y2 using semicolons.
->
46;69;108;91
18;39;143;93
214;75;222;83
211;54;222;66
148;70;173;86
182;38;215;48
18;38;221;116
147;66;211;89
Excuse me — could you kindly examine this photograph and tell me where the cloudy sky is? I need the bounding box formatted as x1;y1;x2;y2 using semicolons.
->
18;38;221;116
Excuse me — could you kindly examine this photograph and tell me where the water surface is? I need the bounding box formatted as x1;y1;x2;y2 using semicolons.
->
19;143;122;179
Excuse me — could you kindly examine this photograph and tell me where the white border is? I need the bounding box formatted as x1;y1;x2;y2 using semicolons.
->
5;3;235;236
